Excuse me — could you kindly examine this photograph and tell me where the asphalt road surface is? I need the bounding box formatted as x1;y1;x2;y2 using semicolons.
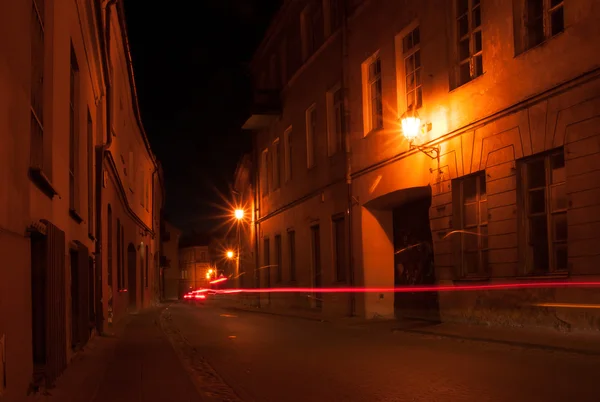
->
164;302;600;402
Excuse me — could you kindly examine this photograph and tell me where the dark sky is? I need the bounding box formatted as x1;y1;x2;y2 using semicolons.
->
124;1;281;235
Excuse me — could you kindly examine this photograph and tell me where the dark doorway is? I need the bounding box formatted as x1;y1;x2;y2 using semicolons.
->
127;243;137;310
70;250;80;349
311;225;322;309
140;252;144;307
393;197;440;321
263;238;270;305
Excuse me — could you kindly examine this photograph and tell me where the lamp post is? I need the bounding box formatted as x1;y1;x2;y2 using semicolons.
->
232;208;245;289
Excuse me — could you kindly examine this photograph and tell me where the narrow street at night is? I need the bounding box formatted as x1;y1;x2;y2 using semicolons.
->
161;302;600;402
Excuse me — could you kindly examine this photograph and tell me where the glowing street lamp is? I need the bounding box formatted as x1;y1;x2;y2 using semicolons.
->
234;208;244;221
400;107;421;142
226;250;234;259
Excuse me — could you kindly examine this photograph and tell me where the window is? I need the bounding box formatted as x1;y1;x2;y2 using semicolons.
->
329;0;343;34
519;149;567;274
288;230;296;281
456;0;483;87
263;238;271;303
261;149;269;197
402;27;422;110
145;247;149;288
453;173;488;276
273;138;281;190
279;38;288;86
275;235;282;283
306;104;317;168
269;54;279;89
333;216;346;282
327;85;344;156
108;205;113;288
116;219;122;290
525;0;564;50
87;111;94;234
362;56;383;134
200;252;206;262
301;1;324;61
121;225;125;288
145;175;149;211
284;126;293;182
69;46;80;214
30;0;45;172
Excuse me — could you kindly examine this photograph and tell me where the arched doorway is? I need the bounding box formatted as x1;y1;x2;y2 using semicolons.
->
127;243;137;310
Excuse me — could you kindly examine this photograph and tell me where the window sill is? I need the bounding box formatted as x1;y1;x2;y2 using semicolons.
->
29;167;58;199
69;208;84;224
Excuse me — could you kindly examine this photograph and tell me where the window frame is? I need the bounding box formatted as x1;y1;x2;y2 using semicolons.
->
518;148;568;275
453;171;489;277
361;53;383;135
305;104;317;168
284;126;293;182
326;83;344;156
272;137;281;190
402;26;423;111
455;0;483;88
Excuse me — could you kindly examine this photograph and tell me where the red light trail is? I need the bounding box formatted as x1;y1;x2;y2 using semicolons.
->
190;281;600;295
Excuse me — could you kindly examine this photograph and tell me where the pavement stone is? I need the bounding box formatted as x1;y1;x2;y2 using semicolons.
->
26;307;204;402
210;295;600;355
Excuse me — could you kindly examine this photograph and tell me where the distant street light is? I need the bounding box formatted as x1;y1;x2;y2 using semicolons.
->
226;250;234;259
234;208;244;221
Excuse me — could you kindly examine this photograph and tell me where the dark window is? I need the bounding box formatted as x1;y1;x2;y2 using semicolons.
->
525;0;564;49
403;27;422;110
30;0;45;171
368;58;383;130
288;231;296;282
275;235;282;283
519;149;567;273
87;110;93;235
108;205;113;287
330;0;343;33
273;139;281;189
453;173;488;276
116;219;122;289
456;0;483;87
69;46;80;212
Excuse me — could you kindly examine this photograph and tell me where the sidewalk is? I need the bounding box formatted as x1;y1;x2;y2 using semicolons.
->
213;296;600;356
30;307;204;402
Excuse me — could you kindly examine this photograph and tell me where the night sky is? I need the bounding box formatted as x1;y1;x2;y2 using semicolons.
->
124;1;282;235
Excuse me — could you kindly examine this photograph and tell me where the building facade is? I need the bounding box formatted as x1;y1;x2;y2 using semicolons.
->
161;220;182;300
243;0;600;330
243;0;354;316
0;0;162;399
179;241;212;294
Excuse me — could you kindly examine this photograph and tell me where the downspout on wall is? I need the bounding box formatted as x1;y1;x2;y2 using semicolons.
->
341;0;356;316
94;0;117;335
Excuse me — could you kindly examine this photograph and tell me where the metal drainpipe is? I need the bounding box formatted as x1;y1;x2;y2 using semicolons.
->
252;134;261;308
94;0;117;335
341;0;356;317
